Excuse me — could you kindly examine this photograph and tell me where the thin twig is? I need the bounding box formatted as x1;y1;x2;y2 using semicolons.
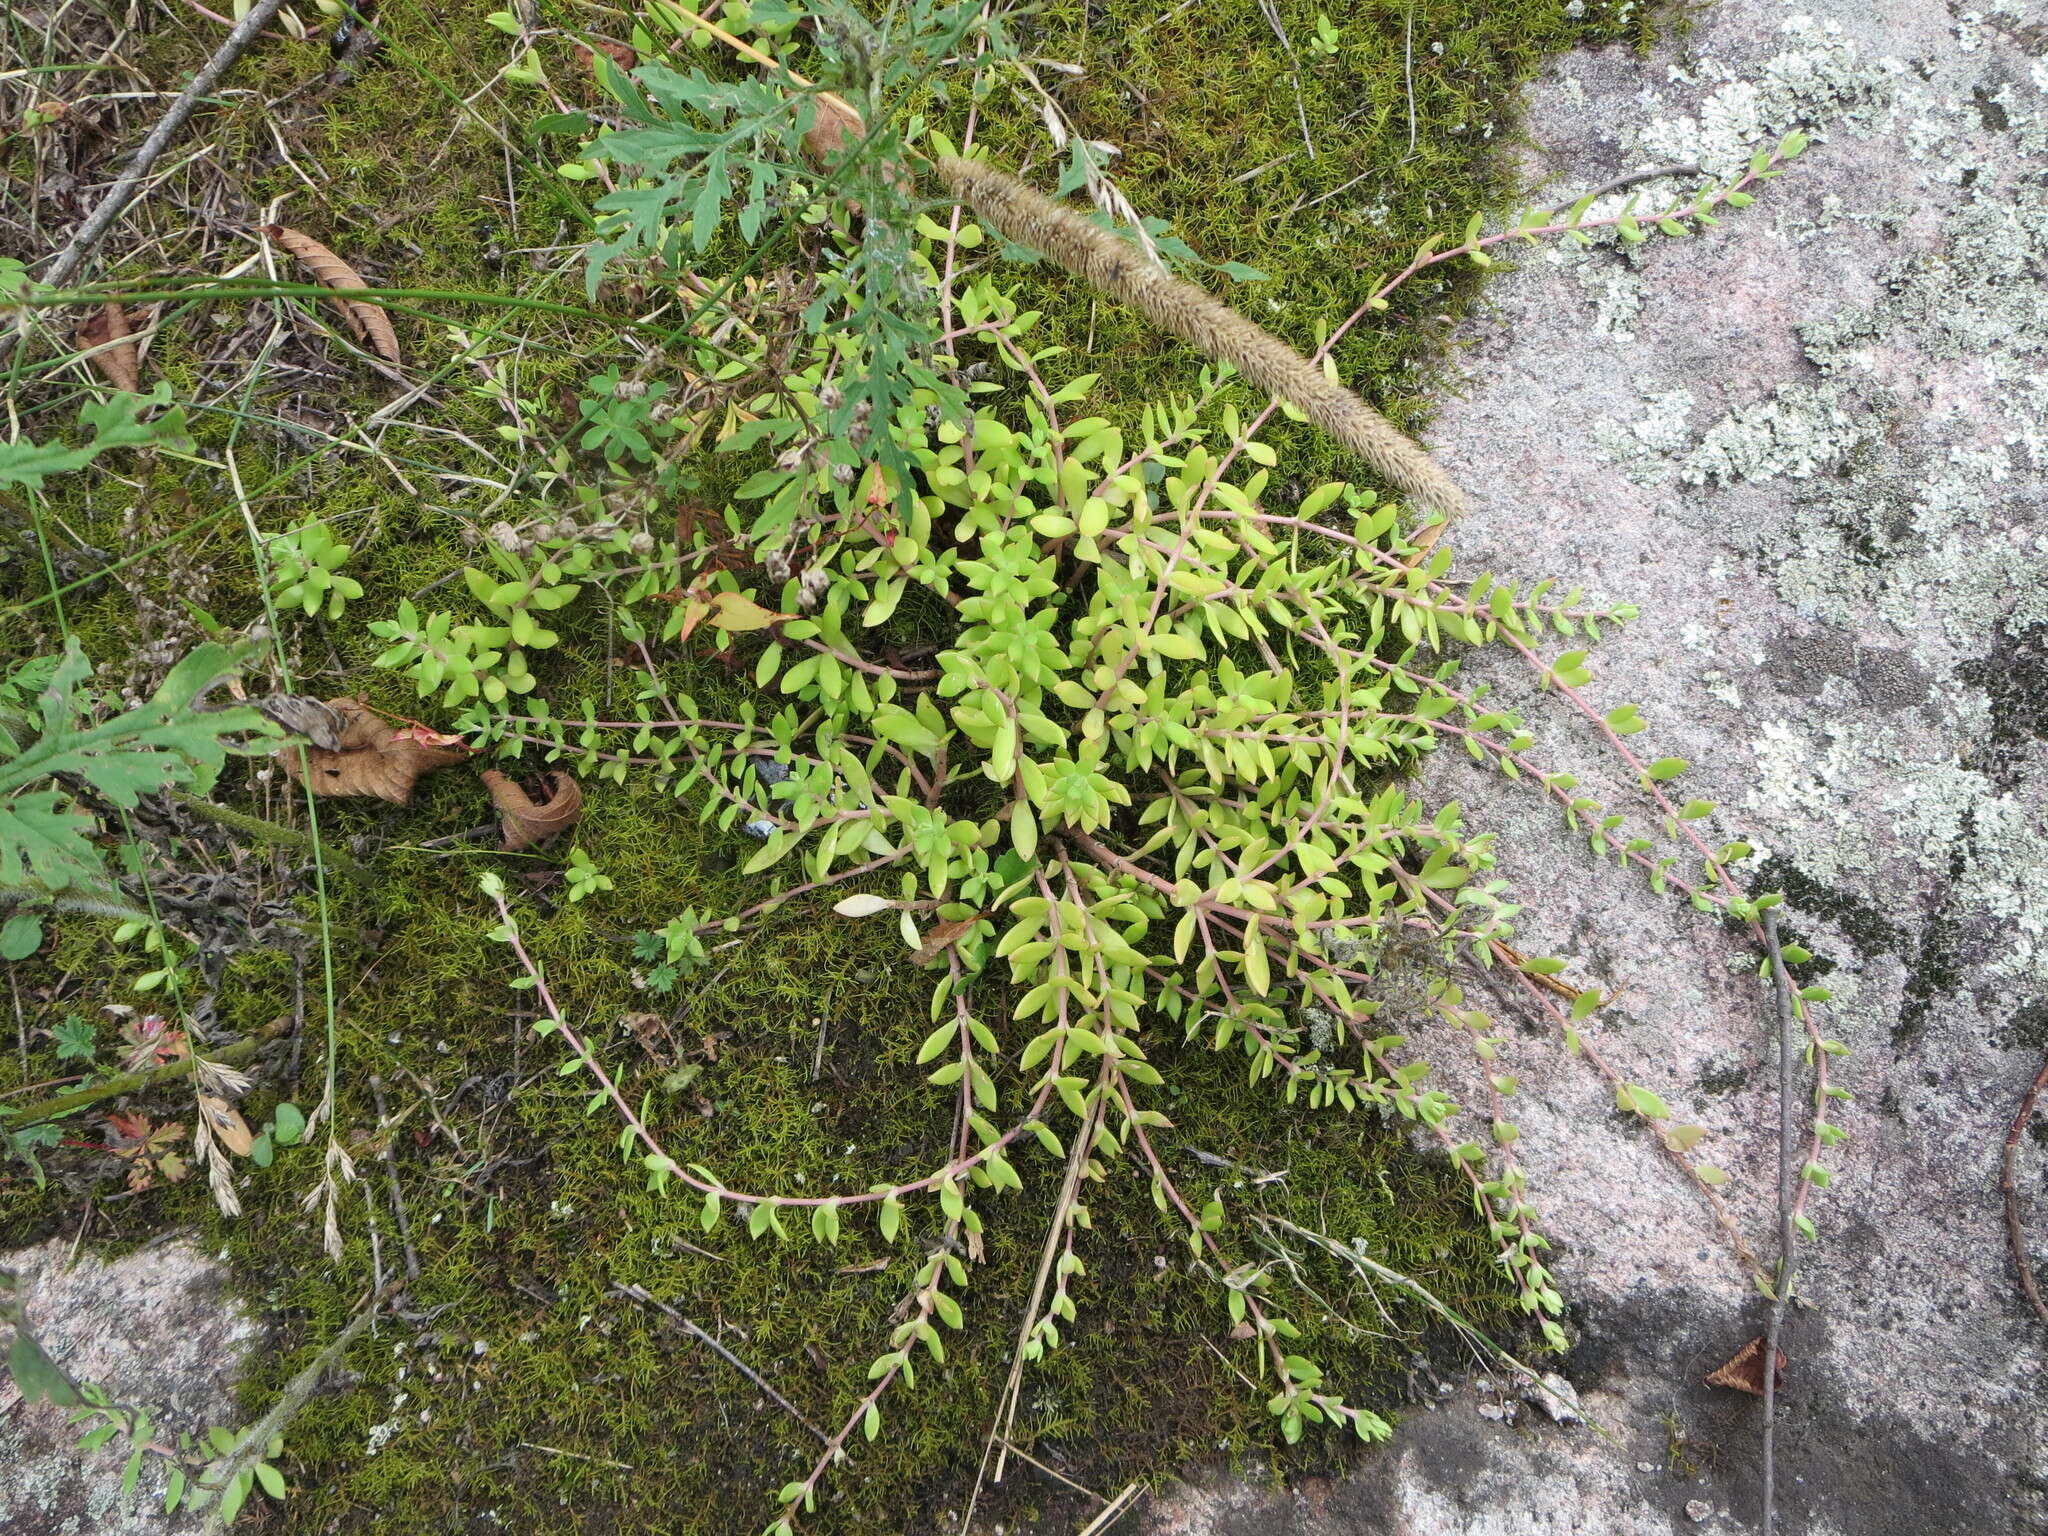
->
1257;0;1314;162
1074;1480;1147;1536
996;1438;1104;1502
1760;907;1799;1536
809;988;833;1081
2002;1051;2048;1332
1543;161;1704;218
518;1440;635;1471
965;1067;1106;1527
3;0;289;362
1402;7;1417;158
198;1281;399;1533
368;1075;421;1282
611;1282;827;1443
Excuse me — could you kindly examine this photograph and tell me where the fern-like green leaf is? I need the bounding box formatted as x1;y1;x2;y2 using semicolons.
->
0;386;184;492
0;640;275;892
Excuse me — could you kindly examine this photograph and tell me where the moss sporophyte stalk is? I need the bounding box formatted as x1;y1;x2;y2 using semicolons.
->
0;1;1845;1530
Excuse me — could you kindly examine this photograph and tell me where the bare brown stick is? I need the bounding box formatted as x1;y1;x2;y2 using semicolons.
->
199;1280;400;1531
936;155;1469;518
1760;907;1800;1536
368;1075;421;1282
2;0;289;359
2002;1051;2048;1332
611;1282;827;1442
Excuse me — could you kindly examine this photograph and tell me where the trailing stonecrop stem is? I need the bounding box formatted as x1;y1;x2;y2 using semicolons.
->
440;254;1845;1528
419;32;1840;1520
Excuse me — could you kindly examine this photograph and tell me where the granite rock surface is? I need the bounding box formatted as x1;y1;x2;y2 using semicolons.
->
1149;1;2048;1531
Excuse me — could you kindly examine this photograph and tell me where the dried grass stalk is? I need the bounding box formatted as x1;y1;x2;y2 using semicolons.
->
935;155;1469;519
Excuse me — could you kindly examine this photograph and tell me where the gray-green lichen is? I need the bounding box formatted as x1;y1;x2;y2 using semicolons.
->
1679;380;1875;487
1560;12;2048;978
1591;384;1695;482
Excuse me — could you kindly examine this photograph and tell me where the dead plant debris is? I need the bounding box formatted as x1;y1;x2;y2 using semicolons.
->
277;697;468;802
196;1091;256;1157
73;301;139;392
263;224;403;365
253;693;348;751
479;769;584;850
1705;1335;1787;1396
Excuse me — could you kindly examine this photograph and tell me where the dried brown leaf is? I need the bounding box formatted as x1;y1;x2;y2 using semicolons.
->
479;769;584;850
277;697;469;803
801;91;866;165
263;223;402;365
1704;1335;1786;1396
909;913;983;967
197;1093;255;1157
576;38;637;73
74;302;140;393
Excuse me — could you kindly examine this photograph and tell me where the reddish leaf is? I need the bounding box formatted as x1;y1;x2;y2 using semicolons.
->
479;769;584;851
1705;1335;1786;1396
909;913;984;967
576;38;637;72
802;92;867;167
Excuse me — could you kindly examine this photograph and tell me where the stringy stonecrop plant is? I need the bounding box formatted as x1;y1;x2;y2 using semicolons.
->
361;9;1846;1528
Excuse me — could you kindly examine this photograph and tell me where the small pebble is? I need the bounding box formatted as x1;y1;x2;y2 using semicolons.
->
1685;1499;1714;1523
1523;1371;1584;1426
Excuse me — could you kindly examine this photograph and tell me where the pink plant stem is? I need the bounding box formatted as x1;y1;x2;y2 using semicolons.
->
487;886;1053;1210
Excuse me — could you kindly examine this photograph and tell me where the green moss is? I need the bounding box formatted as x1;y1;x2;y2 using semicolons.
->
1748;855;1894;983
1;0;1663;1529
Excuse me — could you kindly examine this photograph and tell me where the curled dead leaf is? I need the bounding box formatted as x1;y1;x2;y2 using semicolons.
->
263;224;403;365
73;302;140;392
196;1093;255;1157
1704;1335;1786;1396
479;769;584;851
277;697;469;803
909;912;984;967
